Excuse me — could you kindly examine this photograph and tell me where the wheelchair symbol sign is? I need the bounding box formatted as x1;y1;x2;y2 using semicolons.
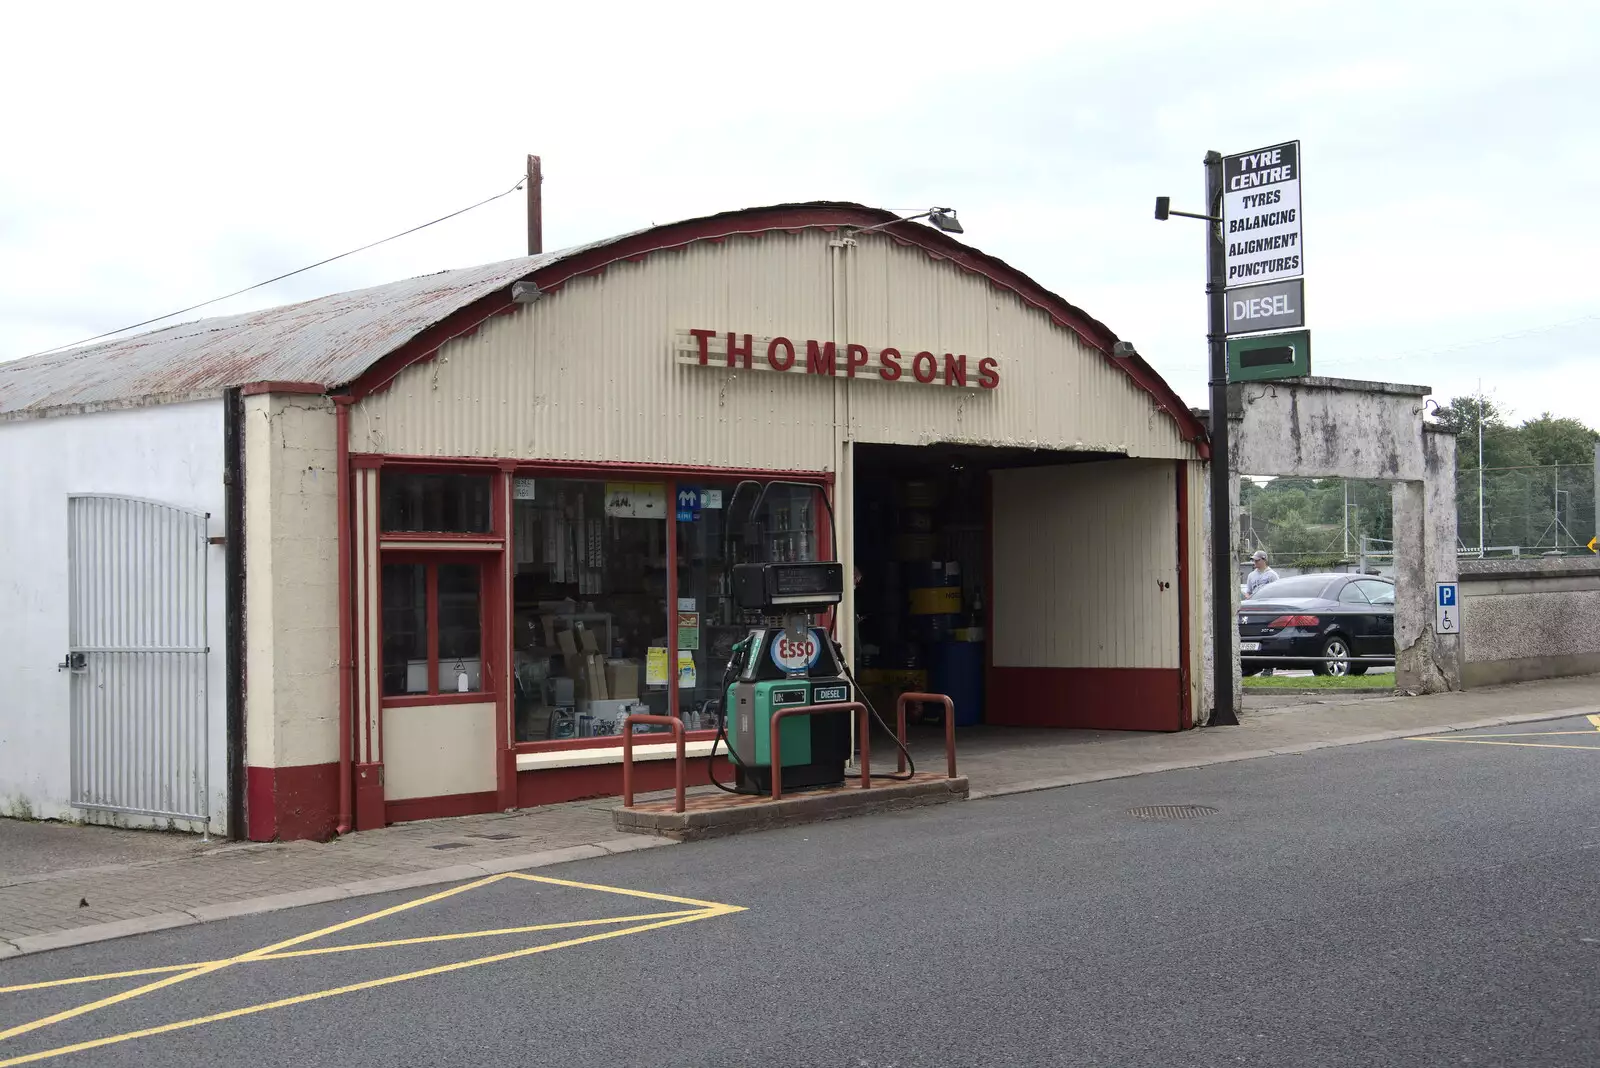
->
1435;583;1459;633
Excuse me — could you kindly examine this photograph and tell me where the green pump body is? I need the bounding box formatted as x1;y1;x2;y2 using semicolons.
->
724;627;851;794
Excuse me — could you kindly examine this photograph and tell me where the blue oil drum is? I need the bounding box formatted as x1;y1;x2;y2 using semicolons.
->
929;639;984;726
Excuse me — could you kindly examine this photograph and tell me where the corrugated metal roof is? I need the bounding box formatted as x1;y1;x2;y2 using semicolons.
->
0;228;642;417
0;201;1200;445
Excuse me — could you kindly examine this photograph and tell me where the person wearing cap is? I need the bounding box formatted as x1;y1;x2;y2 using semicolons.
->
1245;550;1279;599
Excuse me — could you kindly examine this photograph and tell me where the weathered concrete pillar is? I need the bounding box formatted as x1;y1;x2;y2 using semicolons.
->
1393;427;1462;692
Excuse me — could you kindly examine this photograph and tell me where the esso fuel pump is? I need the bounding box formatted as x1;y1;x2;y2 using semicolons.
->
718;561;853;795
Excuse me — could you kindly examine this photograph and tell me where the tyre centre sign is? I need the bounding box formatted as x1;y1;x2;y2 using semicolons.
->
1222;140;1310;381
1222;141;1303;287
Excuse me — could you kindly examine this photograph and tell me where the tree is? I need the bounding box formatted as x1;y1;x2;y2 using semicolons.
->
1520;413;1599;467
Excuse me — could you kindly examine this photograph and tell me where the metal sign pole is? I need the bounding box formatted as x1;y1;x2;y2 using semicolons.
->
1205;150;1239;726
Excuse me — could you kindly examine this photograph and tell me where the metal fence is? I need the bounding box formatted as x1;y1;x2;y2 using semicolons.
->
1457;463;1596;555
66;494;211;827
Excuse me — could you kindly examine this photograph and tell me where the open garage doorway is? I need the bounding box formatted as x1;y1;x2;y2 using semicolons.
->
1237;475;1399;686
851;444;1197;736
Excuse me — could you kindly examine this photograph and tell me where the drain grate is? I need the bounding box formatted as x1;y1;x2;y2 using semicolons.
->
427;842;472;850
1128;805;1217;820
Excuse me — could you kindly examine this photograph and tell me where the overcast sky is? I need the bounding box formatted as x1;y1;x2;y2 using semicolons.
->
3;1;1596;426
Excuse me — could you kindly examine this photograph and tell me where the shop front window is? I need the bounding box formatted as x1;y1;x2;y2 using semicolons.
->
381;559;487;697
674;481;823;732
381;471;492;533
510;480;669;743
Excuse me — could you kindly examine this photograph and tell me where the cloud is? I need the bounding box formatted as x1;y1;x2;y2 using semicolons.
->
1;0;1595;426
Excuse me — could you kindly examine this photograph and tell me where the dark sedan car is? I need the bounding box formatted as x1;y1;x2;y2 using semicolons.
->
1238;573;1395;677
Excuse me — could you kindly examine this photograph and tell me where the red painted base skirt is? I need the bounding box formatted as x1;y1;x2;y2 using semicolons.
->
518;756;737;808
246;762;339;842
986;667;1184;732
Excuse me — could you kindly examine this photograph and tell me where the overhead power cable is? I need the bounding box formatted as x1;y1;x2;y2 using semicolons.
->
22;175;528;359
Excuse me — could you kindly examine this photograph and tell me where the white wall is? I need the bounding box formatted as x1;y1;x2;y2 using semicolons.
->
0;400;227;833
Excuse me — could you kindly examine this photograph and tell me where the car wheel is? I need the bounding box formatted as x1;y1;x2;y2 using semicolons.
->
1349;664;1370;676
1313;636;1352;677
1242;665;1261;677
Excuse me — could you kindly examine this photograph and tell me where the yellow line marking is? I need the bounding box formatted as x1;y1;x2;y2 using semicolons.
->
0;873;509;1045
0;908;740;1067
1589;714;1600;731
1406;737;1600;752
1451;731;1600;738
504;871;732;910
0;910;704;994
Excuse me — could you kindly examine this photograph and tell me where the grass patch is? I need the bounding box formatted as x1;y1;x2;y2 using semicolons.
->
1243;673;1393;690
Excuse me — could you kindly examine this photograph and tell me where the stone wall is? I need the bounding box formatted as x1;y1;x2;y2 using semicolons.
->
1458;556;1600;687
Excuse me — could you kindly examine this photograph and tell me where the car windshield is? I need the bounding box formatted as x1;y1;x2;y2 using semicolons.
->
1250;575;1330;599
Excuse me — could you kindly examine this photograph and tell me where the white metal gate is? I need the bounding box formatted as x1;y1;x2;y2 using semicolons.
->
66;494;210;825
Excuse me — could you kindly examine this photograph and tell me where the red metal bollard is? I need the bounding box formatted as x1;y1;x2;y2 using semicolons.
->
769;702;869;801
896;692;957;779
621;714;686;813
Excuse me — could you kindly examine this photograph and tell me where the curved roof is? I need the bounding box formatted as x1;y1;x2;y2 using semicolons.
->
0;202;1206;447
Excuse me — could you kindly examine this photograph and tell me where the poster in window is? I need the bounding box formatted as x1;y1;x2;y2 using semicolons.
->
676;611;700;651
646;646;669;687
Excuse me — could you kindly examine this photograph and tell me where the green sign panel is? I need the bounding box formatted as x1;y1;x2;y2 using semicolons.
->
1227;329;1310;382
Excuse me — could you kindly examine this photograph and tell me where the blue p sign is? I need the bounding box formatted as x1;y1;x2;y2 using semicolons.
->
1437;583;1457;607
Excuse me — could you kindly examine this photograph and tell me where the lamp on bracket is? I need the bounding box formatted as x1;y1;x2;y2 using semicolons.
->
852;206;965;237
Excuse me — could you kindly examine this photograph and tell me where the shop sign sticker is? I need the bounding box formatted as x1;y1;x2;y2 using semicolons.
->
677;650;696;689
676;486;703;522
605;483;666;519
703;489;723;509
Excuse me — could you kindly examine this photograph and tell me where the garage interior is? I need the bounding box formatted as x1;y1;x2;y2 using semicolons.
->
851;443;1136;735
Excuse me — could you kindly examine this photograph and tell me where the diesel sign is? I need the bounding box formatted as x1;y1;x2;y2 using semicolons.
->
1224;278;1305;336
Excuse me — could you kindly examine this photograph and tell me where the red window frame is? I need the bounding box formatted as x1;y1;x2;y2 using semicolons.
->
381;553;496;708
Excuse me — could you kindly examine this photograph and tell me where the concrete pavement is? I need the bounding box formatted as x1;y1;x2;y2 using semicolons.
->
2;673;1594;959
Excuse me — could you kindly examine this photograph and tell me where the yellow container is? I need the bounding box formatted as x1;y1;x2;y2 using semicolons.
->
909;586;963;615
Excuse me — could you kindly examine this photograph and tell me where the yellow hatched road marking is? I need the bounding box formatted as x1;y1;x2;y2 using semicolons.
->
1588;714;1600;731
0;909;704;995
0;871;746;1067
0;909;739;1067
0;874;509;1045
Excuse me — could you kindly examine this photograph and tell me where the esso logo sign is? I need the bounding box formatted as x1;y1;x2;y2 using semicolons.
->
770;631;822;673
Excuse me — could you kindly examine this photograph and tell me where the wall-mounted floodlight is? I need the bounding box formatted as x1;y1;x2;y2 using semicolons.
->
854;207;965;237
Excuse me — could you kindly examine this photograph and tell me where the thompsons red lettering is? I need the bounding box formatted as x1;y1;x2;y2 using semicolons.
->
878;347;903;381
690;328;716;365
727;332;753;369
767;336;796;371
688;330;996;388
942;354;967;387
977;357;1000;389
806;340;837;376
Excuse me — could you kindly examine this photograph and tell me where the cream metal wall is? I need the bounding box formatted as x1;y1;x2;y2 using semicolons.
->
243;393;341;771
382;702;498;800
349;230;1199;466
991;460;1181;669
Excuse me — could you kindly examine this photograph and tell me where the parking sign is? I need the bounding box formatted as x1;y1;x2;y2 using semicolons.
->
1434;583;1459;634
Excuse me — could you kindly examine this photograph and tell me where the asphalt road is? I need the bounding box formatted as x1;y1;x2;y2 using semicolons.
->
4;714;1600;1068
